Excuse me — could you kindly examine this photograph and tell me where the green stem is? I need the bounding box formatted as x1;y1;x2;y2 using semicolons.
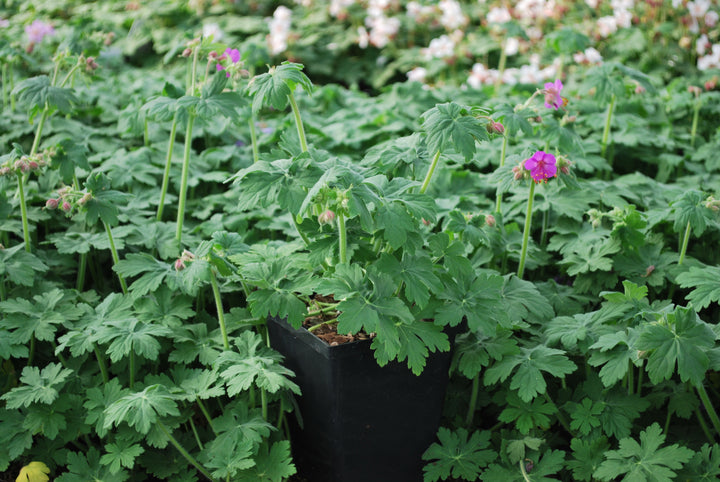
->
189;417;204;451
156;420;215;482
600;93;616;163
495;134;508;213
627;361;634;395
519;459;532;482
465;374;480;426
129;348;135;389
157;112;179;221
93;344;109;385
543;392;573;435
495;36;508;89
27;334;36;366
288;92;308;153
249;117;259;163
678;221;691;266
636;362;643;397
175;113;197;244
144;118;150;147
307;318;338;332
104;221;128;294
337;211;348;264
16;173;31;253
291;215;310;246
664;407;672;435
696;382;720;438
30;104;50;156
209;270;230;350
420;150;442;194
694;405;715;444
76;252;87;291
196;397;217;435
2;64;8;111
261;388;268;421
690;98;701;148
517;181;536;279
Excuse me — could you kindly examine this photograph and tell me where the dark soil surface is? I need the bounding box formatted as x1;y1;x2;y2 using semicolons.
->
302;295;374;346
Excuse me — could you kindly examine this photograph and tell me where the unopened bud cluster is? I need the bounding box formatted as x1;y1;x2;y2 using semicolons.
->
512;161;529;181
587;208;603;229
0;153;49;177
174;249;196;271
45;185;92;215
556;156;572;175
318;210;336;225
705;195;720;212
486;121;504;135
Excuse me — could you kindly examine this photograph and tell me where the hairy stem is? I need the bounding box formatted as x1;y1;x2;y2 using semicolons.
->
261;388;268;421
495;134;508;213
288;91;308;153
157;112;179;221
209;269;230;350
189;417;204;451
76;252;87;291
16;173;31;253
197;397;217;435
519;459;532;482
420;150;442;194
249;117;259;163
601;93;616;164
465;374;480;427
690;97;701;148
93;344;109;385
175;113;196;244
337;211;348;264
696;382;720;438
678;221;691;266
156;420;215;482
517;181;536;279
104;221;128;294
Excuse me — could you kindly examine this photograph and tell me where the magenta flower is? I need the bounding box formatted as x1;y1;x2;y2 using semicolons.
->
543;79;563;110
216;48;241;77
524;151;557;183
25;20;55;44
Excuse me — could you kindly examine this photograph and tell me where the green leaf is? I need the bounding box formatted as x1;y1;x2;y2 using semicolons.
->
393;321;450;375
493;103;534;137
215;331;300;395
676;266;720;310
0;288;81;344
567;436;610;482
484;345;576;402
100;438;145;474
13;75;78;114
53;139;91;184
594;423;694;482
1;363;74;408
435;272;506;334
0;244;48;287
498;391;556;434
545;27;590;54
568;398;604;435
103;384;180;434
248;61;313;112
454;329;520;379
422;428;495;482
84;379;130;439
94;316;172;363
421;102;488;160
671;190;714;237
84;172;130;226
236;441;297;482
677;443;720;481
0;408;33;471
636;306;715;385
374;252;442;308
113;253;176;297
56;448;130;482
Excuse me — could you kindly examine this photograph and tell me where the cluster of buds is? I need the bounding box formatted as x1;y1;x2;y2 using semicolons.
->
85;56;99;72
512;160;529;181
45;186;92;215
485;214;496;227
486;121;505;135
688;85;702;97
0;153;49;177
174;250;196;271
318;209;336;225
182;38;201;58
556;155;572;175
587;208;604;229
705;195;720;212
705;76;718;91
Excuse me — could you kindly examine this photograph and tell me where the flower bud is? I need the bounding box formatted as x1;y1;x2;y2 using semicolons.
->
634;84;645;94
86;56;99;71
28;160;39;170
208;51;219;60
486;121;505;135
318;210;336;225
485;214;496;227
0;167;11;176
174;258;186;271
422;218;431;226
688;85;702;96
182;47;193;58
77;192;93;206
46;198;59;209
705;76;717;91
104;31;116;46
62;201;72;212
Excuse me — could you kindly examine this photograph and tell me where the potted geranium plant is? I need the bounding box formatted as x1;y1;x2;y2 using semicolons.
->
226;63;502;481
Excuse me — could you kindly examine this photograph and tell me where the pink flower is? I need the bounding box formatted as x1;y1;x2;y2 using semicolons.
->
524;151;557;183
25;20;55;44
216;48;241;77
543;79;563;109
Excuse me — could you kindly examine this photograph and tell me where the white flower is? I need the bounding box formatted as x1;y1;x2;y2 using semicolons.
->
584;47;603;64
610;0;633;10
705;10;719;27
504;37;520;56
407;67;427;82
357;26;369;48
585;0;601;8
614;8;632;28
687;0;711;18
267;6;292;55
422;34;455;60
329;0;355;17
697;34;710;55
596;16;618;37
487;7;512;24
467;63;496;88
0;18;9;28
202;23;223;41
439;0;468;30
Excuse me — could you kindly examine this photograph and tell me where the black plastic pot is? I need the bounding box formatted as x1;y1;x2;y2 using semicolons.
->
267;317;453;482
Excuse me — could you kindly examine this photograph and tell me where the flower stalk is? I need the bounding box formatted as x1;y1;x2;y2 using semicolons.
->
156;420;215;482
517;180;535;279
420;150;442;194
337;211;348;264
209;269;230;350
16;173;31;253
678;221;691;266
600;93;616;164
288;91;308;153
104;221;128;294
157;112;179;221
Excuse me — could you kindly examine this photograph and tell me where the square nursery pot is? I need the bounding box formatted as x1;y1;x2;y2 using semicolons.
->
267;316;454;482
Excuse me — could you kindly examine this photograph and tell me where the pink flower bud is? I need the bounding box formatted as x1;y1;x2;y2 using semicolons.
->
486;121;505;135
688;85;702;96
635;84;645;94
182;47;193;58
61;201;72;212
28;161;39;170
422;218;431;226
77;192;92;206
318;210;336;225
0;167;10;176
174;259;186;271
485;214;496;227
46;198;59;209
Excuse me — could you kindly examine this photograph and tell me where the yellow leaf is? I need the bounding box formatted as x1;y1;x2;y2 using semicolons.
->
15;461;50;482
